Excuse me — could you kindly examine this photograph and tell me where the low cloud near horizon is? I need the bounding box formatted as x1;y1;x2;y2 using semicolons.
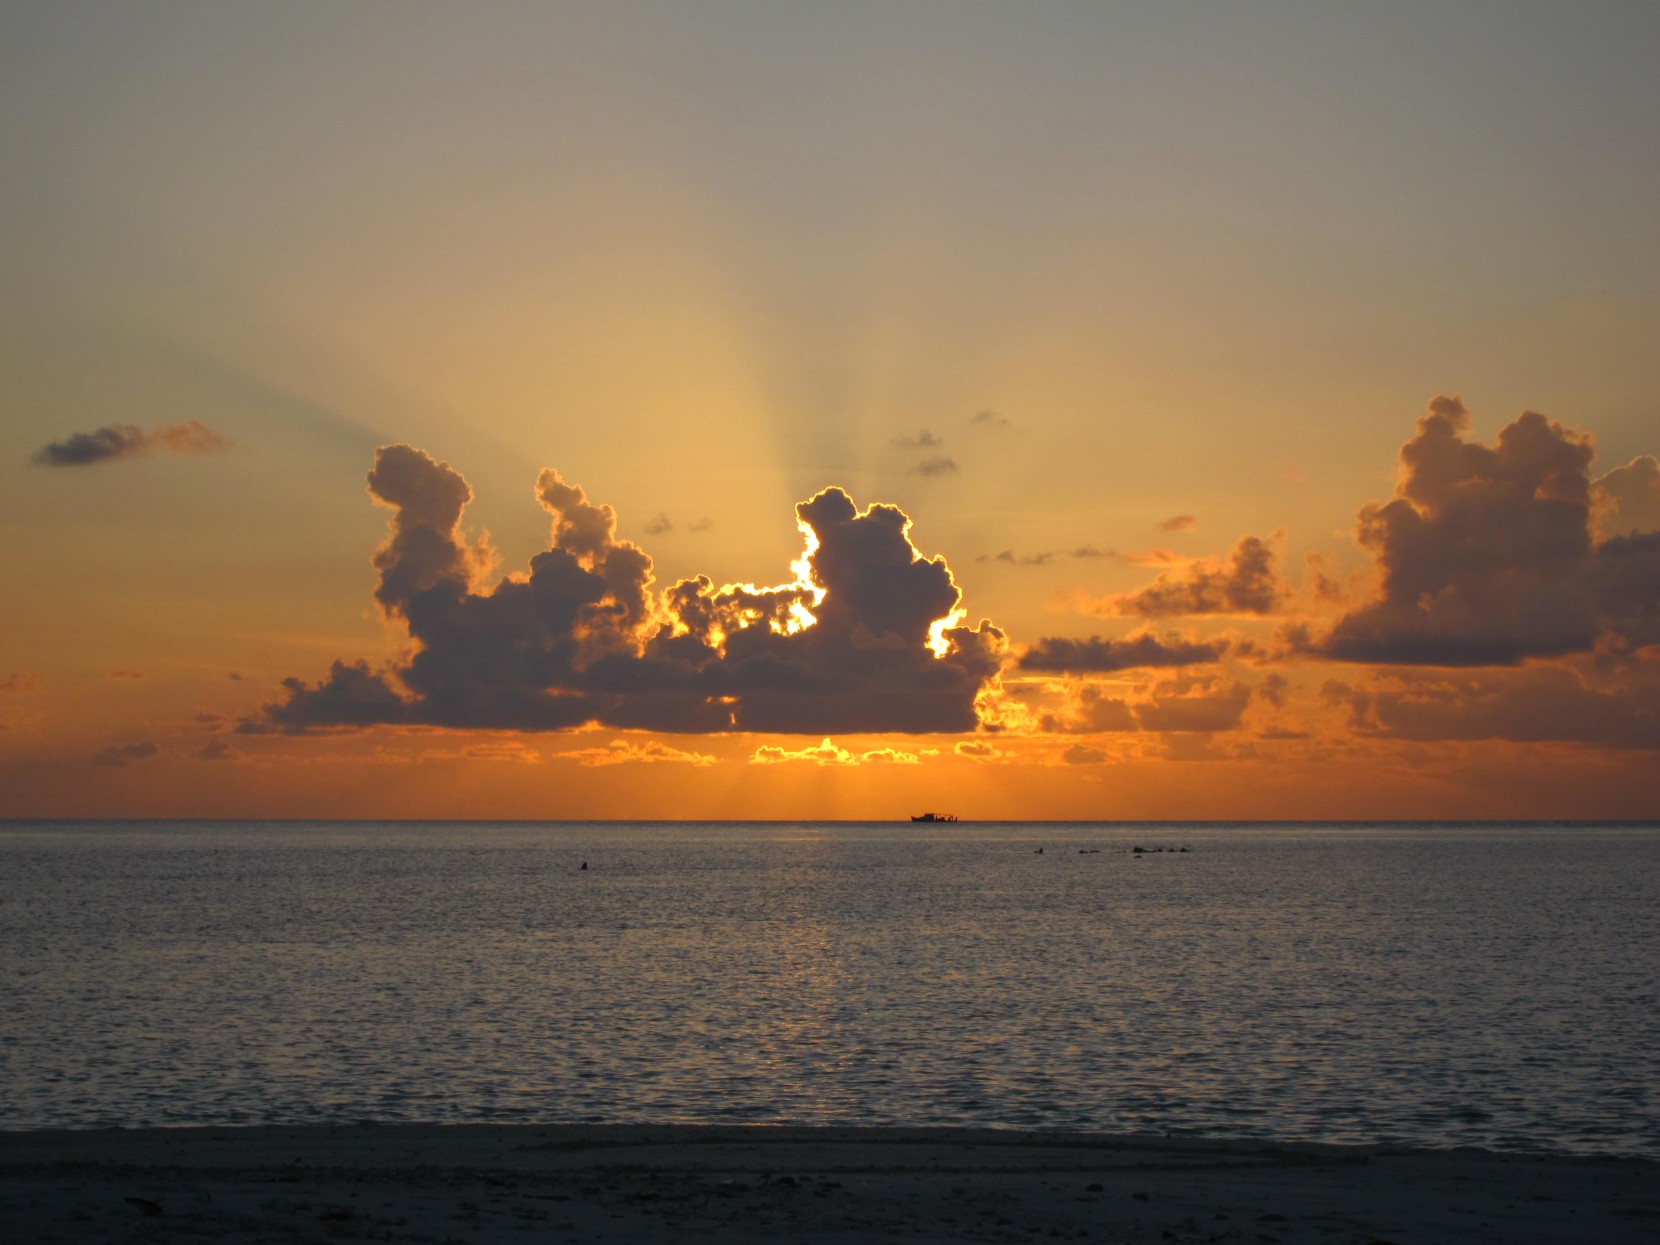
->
260;445;1007;736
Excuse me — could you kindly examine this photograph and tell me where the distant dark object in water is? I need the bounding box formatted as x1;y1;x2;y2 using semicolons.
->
1079;849;1100;854
1035;847;1043;854
580;861;588;871
1130;846;1192;854
910;812;958;822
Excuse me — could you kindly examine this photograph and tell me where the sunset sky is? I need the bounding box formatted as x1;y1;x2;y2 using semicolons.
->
3;2;1657;819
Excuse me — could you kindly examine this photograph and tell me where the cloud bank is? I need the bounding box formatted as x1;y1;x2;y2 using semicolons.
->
263;446;1006;735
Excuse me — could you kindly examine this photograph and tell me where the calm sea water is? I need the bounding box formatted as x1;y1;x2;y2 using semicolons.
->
1;821;1656;1156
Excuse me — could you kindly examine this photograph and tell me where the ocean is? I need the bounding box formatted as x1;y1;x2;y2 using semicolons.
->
2;820;1655;1156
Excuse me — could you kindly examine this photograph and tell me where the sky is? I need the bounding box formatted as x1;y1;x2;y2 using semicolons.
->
3;1;1657;819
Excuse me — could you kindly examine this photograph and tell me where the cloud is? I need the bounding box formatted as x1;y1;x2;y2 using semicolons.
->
1344;666;1660;749
968;409;1009;429
1061;743;1107;764
1323;397;1605;665
559;739;714;766
1019;631;1228;674
1039;685;1137;734
910;455;959;477
977;546;1112;567
644;513;673;536
108;669;147;681
1157;514;1197;533
32;421;229;467
193;738;242;762
1;673;39;694
263;446;1007;736
954;740;1002;759
1594;455;1660;539
94;740;159;767
752;738;855;766
1084;535;1285;617
891;431;943;449
688;517;715;533
1131;677;1253;733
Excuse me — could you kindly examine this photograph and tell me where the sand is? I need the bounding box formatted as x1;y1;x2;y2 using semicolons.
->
2;1124;1655;1244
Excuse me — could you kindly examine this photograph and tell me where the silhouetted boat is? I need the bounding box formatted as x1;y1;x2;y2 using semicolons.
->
910;812;958;823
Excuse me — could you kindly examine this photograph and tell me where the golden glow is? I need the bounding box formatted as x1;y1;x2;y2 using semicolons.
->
927;608;967;658
789;521;827;607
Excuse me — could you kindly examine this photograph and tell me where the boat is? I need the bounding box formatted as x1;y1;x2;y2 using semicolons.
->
910;812;958;823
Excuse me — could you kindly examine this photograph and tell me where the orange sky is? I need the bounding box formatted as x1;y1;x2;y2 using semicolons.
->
3;5;1657;819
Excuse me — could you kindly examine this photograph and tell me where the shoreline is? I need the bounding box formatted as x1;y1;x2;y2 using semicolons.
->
3;1123;1655;1243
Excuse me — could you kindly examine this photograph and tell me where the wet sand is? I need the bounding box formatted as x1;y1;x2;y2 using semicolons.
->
2;1124;1655;1243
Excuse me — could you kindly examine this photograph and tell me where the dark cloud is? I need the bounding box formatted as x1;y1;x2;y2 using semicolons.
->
32;421;230;467
1038;685;1136;734
1132;678;1252;733
688;518;715;533
891;431;943;449
94;740;159;767
1092;536;1285;616
1158;514;1197;533
977;545;1112;567
1061;743;1107;764
193;738;242;762
1345;666;1660;749
1594;455;1660;538
910;455;959;477
1589;531;1660;649
968;408;1009;429
644;513;673;536
1019;632;1228;673
1323;398;1606;665
264;446;1006;736
982;549;1054;567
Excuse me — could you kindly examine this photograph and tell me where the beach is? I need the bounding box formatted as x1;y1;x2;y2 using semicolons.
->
3;1124;1655;1244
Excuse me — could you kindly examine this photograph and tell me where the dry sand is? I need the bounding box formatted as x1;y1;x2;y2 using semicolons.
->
2;1124;1655;1244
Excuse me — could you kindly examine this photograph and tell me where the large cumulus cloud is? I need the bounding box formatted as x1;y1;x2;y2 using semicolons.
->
1324;397;1657;664
264;446;1005;735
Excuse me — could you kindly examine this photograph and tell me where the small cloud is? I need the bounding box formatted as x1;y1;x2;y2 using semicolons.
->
891;431;943;450
93;740;160;767
32;421;230;468
978;549;1054;567
108;669;147;681
461;742;543;763
1157;514;1197;533
968;408;1009;429
955;740;1001;759
643;513;673;536
1087;535;1286;617
858;746;929;765
560;739;715;767
1123;547;1191;567
911;455;959;478
751;738;855;766
688;517;715;533
193;737;242;762
1;673;39;694
1061;743;1107;765
228;672;243;681
1020;632;1228;674
977;545;1113;568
